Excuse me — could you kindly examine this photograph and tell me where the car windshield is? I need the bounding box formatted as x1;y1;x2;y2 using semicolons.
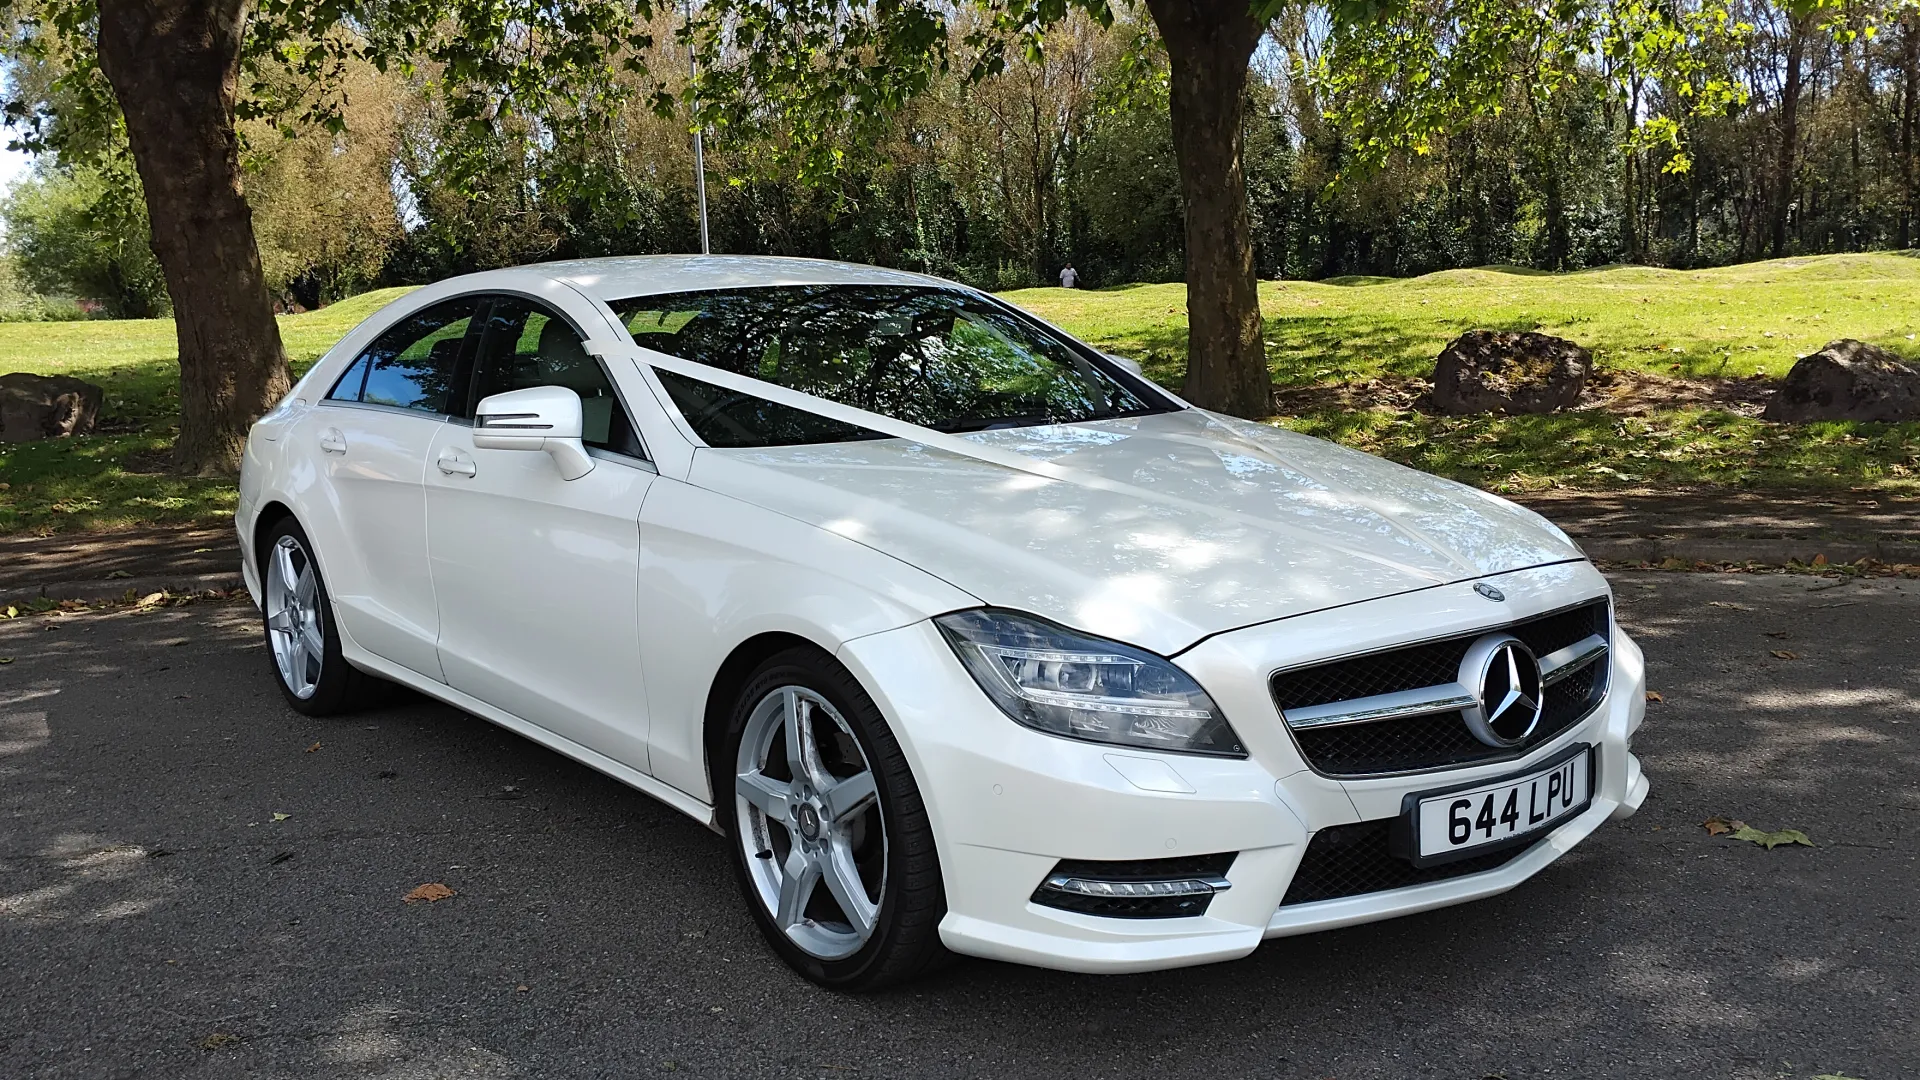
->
605;284;1168;446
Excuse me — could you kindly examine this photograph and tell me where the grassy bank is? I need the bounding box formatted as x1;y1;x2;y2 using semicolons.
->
4;255;1920;535
1008;251;1920;388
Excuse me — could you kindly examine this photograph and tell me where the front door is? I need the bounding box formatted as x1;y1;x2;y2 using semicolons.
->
423;293;656;770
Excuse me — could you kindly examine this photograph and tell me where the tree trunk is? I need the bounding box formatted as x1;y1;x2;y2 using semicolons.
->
1771;15;1809;258
1145;0;1270;418
96;0;290;475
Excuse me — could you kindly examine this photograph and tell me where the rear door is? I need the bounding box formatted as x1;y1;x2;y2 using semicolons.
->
310;296;480;678
423;291;656;770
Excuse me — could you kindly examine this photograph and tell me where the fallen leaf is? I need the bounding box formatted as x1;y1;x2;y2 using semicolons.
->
1811;553;1829;567
403;882;456;903
0;658;11;665
200;1033;239;1050
1730;826;1814;850
104;569;132;579
305;741;322;753
1645;691;1664;703
1770;649;1800;660
135;591;166;609
1764;631;1789;639
516;984;530;992
271;812;291;822
1702;815;1745;836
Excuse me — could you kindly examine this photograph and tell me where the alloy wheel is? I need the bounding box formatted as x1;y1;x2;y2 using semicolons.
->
734;686;887;961
264;534;324;700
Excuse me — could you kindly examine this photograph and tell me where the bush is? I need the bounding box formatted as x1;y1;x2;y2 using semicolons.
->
2;163;170;319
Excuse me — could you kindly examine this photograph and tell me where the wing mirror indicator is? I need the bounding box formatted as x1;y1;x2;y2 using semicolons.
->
473;385;595;480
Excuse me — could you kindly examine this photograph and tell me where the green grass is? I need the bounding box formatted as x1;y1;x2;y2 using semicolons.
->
1008;251;1920;387
1280;409;1920;494
0;288;414;535
5;253;1920;536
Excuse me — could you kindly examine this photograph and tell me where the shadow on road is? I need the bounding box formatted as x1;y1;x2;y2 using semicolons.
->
1;572;1914;1079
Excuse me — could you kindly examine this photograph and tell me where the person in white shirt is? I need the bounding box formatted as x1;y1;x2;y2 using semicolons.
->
1058;264;1078;288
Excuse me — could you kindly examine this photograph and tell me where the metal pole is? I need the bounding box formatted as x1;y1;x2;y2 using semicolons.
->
685;0;710;254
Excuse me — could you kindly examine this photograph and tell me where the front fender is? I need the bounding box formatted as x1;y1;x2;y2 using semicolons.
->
636;476;979;800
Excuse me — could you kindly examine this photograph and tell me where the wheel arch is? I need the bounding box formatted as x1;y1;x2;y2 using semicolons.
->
700;630;844;801
251;499;297;559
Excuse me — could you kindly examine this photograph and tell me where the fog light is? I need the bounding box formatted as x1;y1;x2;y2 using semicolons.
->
1031;853;1235;919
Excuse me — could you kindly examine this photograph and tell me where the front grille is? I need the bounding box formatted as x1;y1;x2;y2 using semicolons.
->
1280;819;1536;907
1274;598;1610;777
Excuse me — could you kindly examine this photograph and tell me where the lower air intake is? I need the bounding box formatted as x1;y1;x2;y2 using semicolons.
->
1280;820;1535;907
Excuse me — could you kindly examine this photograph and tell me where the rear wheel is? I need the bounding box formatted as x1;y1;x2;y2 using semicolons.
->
723;648;949;990
260;517;388;715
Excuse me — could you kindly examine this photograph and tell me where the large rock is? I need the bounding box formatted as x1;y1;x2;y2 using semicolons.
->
1762;339;1920;423
0;372;105;442
1431;330;1592;415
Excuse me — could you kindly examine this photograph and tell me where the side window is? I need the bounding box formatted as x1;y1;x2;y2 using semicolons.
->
652;368;881;448
328;298;478;414
469;296;646;459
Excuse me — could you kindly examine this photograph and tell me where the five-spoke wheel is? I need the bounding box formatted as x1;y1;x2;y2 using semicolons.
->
265;533;325;700
736;686;886;960
258;517;387;715
723;648;948;989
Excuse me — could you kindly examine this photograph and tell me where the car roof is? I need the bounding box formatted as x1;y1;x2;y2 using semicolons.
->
516;255;957;301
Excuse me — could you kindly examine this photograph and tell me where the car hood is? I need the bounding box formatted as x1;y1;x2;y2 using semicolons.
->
685;409;1583;654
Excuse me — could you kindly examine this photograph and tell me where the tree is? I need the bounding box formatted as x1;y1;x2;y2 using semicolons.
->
93;0;289;472
1143;0;1270;415
2;0;657;472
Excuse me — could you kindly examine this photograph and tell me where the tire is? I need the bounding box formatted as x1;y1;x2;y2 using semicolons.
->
722;647;949;990
258;516;390;716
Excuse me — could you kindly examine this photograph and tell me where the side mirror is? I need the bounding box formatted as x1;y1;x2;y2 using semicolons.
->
473;385;595;480
1104;352;1144;377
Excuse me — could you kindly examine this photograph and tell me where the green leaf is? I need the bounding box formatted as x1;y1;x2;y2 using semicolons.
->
1728;826;1813;850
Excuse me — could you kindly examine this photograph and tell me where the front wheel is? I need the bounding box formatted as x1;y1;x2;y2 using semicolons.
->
259;517;388;715
723;648;949;990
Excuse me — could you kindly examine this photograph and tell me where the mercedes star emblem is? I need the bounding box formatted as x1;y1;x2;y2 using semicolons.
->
1458;633;1544;747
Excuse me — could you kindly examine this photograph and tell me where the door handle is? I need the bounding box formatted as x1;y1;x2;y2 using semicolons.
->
318;427;347;455
436;448;477;477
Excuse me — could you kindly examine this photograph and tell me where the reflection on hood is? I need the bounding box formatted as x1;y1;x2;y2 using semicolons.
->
687;409;1583;654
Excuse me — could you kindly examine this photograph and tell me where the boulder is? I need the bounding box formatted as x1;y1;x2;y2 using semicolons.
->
1762;339;1920;423
1431;330;1592;415
0;372;105;442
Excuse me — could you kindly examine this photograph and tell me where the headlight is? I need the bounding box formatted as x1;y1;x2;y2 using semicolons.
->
935;609;1246;757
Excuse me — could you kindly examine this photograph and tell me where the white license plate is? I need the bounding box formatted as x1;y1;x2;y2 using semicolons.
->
1410;747;1593;864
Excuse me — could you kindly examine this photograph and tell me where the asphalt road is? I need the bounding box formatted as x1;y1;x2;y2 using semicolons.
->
2;572;1915;1080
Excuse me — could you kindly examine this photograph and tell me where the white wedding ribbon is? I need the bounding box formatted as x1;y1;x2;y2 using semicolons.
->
599;341;1459;585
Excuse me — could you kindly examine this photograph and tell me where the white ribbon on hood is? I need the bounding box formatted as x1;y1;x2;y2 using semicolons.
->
600;340;1465;584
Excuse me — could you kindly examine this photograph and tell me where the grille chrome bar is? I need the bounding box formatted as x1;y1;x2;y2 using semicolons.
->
1539;634;1608;687
1284;631;1609;731
1283;684;1478;730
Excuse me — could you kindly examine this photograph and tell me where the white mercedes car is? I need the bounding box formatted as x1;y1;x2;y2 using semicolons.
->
237;256;1649;989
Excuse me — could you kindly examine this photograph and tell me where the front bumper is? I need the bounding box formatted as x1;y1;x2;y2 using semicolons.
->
838;562;1648;974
